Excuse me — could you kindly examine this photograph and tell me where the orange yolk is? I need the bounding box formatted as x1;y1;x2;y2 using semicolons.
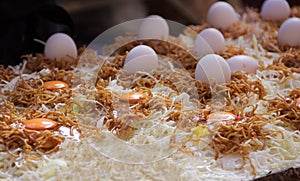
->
119;92;147;104
207;112;237;124
296;98;300;107
44;81;69;90
23;118;58;130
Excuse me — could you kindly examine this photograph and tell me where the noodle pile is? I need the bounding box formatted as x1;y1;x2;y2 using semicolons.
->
268;89;300;130
0;56;80;160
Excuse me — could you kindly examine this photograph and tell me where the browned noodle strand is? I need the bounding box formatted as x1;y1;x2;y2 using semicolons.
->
268;89;300;130
274;49;300;71
0;65;20;82
23;46;85;72
0;58;81;157
225;71;267;103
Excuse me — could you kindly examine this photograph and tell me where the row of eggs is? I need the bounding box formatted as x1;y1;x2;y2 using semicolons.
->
43;0;300;61
44;30;257;85
22;80;148;130
206;0;300;48
42;0;299;85
124;45;257;84
22;70;300;131
138;0;300;48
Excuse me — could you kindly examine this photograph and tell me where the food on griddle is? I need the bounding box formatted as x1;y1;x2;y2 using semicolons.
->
0;1;300;180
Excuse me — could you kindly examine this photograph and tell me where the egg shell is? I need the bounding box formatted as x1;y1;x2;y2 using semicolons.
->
193;28;226;56
227;55;258;73
44;33;77;60
138;15;169;41
261;0;290;21
206;1;239;29
124;45;158;73
195;54;231;84
278;17;300;47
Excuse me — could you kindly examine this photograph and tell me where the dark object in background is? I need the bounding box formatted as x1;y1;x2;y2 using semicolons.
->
252;167;300;181
0;0;75;67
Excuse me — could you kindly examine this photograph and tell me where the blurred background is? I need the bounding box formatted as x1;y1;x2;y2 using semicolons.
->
0;0;300;66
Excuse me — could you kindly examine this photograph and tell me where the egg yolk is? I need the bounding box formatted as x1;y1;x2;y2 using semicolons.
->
207;112;237;124
192;126;209;138
119;92;147;104
296;98;300;107
23;118;58;130
44;81;69;90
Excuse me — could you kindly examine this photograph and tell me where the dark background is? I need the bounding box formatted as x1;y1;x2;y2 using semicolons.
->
1;0;299;66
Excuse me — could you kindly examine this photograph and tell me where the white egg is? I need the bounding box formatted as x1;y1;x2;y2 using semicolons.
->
278;17;300;47
195;54;231;84
227;55;258;73
44;33;77;60
124;45;158;73
261;0;290;21
206;1;239;30
193;28;226;57
138;15;169;41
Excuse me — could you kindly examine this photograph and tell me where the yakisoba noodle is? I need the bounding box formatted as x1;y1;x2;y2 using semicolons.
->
0;74;79;158
268;89;300;130
0;5;300;181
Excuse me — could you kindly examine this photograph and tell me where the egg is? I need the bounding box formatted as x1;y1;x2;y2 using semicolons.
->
138;15;169;41
261;0;290;21
206;1;239;29
227;55;258;74
296;98;300;107
191;126;209;138
44;33;77;60
124;45;158;73
44;81;69;90
119;92;147;104
23;118;57;130
206;112;237;125
278;17;300;47
193;28;226;56
195;54;231;84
